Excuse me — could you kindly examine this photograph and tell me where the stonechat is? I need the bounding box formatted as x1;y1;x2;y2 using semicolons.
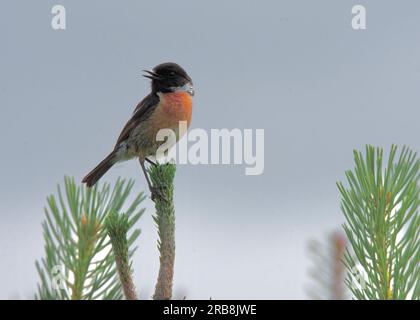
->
82;62;194;195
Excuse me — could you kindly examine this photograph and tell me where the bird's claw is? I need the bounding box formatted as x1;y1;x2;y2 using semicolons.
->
150;186;168;202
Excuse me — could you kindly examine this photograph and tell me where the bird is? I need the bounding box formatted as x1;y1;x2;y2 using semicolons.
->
82;62;194;196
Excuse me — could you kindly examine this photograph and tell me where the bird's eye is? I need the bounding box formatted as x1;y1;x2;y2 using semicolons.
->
170;71;175;76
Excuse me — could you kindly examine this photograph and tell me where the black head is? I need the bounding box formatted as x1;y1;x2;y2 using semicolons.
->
143;62;194;95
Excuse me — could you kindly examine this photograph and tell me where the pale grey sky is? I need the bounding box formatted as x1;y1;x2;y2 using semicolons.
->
0;1;419;299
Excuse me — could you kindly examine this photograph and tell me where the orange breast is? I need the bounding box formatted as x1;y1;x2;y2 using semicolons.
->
147;91;193;140
160;91;193;125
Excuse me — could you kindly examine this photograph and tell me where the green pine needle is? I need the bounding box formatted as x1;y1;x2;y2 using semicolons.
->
338;145;419;300
148;163;176;300
105;212;137;300
35;177;145;300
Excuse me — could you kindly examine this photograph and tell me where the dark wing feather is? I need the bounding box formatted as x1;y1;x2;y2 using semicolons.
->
114;93;160;148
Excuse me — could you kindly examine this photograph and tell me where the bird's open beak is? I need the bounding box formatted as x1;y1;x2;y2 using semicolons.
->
185;82;195;96
142;69;162;80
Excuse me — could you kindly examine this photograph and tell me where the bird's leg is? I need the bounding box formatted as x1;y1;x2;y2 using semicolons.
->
145;157;157;166
146;156;171;168
139;158;153;192
139;158;165;202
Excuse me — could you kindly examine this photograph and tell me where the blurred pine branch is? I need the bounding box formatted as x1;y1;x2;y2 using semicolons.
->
337;145;419;300
306;231;348;300
35;177;145;300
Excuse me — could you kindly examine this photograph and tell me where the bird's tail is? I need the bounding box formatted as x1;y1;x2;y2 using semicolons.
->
82;151;117;187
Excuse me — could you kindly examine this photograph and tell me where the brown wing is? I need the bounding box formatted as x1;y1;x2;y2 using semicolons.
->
114;93;160;148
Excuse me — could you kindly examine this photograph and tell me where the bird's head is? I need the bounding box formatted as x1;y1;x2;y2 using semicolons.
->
143;62;194;96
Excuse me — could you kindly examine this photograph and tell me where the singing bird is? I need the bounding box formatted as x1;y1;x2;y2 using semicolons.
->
82;62;194;194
